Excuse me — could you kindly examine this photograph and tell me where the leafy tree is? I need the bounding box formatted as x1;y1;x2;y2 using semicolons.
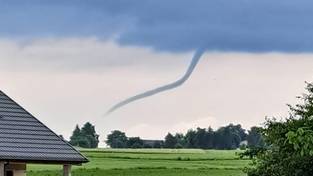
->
246;82;313;176
185;129;197;148
186;127;215;149
106;130;128;148
69;125;81;146
232;124;247;141
239;147;267;159
174;133;185;148
247;126;264;148
81;122;99;148
127;137;144;148
194;128;210;149
206;127;215;149
214;124;242;149
69;123;99;148
77;137;90;148
164;133;177;148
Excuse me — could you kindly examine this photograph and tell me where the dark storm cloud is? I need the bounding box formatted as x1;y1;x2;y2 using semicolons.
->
1;0;313;52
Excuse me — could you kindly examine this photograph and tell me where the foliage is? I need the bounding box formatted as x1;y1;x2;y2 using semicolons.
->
247;126;264;148
164;124;248;149
127;137;144;148
107;124;260;150
106;130;128;148
239;147;267;159
214;124;243;149
81;122;99;148
69;125;81;146
164;133;178;148
179;124;246;149
239;143;247;150
69;122;99;148
246;82;313;176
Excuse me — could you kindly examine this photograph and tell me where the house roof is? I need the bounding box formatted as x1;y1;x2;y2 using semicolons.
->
0;91;88;164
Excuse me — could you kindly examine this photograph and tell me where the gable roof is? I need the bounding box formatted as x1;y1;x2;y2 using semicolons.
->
0;91;88;164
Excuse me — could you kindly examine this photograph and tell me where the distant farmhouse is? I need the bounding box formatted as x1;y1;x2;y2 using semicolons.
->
0;91;88;176
142;140;164;148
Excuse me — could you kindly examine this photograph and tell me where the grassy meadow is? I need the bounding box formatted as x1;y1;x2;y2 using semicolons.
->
27;149;250;176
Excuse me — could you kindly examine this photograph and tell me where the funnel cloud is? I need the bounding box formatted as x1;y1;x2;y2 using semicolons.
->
107;49;205;114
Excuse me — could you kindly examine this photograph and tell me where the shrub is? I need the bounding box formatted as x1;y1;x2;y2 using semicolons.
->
246;82;313;176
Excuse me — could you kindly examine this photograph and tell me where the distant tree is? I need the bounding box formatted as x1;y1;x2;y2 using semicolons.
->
77;137;90;148
214;124;242;149
160;124;247;150
214;127;227;149
81;122;100;148
69;125;81;146
174;133;185;148
127;137;144;148
194;128;210;149
233;124;247;141
69;123;99;148
247;126;264;148
164;133;177;148
185;129;197;148
106;130;128;148
206;127;215;149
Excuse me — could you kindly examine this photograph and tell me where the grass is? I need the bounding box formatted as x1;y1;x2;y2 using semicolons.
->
28;168;245;176
27;149;249;176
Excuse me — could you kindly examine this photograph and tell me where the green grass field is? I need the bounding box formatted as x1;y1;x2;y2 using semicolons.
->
27;149;249;176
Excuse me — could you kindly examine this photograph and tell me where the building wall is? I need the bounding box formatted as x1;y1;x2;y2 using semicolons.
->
13;170;26;176
6;163;26;176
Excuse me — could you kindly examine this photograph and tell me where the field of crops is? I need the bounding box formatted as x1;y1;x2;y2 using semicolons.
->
27;149;250;176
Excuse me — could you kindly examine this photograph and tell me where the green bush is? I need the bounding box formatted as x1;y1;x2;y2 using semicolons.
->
246;82;313;176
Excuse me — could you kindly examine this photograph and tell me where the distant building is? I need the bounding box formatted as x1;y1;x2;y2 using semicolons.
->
0;91;88;176
240;140;248;146
142;140;164;148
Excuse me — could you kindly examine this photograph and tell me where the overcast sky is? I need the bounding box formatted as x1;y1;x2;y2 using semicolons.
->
1;1;313;146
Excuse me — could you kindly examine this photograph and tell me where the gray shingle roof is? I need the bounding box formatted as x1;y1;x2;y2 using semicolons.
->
0;91;88;164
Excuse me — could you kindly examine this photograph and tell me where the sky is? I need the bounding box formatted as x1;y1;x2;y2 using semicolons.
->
1;1;313;146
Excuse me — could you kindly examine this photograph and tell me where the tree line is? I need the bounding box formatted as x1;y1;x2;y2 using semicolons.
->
68;122;263;150
105;124;264;150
